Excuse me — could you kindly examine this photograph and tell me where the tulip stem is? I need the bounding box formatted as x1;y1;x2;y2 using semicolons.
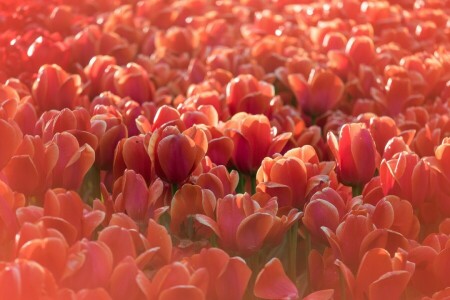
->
250;175;257;195
237;172;246;194
339;267;347;300
171;183;178;197
288;221;299;282
351;184;363;197
79;166;100;205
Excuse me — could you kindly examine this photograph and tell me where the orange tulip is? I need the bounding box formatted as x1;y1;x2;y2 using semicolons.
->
148;125;208;185
254;258;298;299
327;123;377;187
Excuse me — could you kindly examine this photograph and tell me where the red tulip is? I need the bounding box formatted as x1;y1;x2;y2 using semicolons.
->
61;239;113;291
0;259;58;299
355;248;414;300
170;184;216;238
43;189;105;242
0;117;22;170
327;123;377;187
288;68;344;117
187;247;252;300
113;63;155;104
0;180;20;261
32;64;84;113
226;74;274;115
51;132;95;190
224;112;291;174
254;258;298;299
148;125;208;185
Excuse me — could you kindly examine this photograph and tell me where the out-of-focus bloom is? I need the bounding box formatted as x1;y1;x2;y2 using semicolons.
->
0;259;58;299
224;112;291;174
187;247;252;300
113;63;155;104
254;258;298;299
0;117;22;170
327;123;377;187
148;125;208;185
0;180;21;261
288;68;344;117
32;64;85;113
43;188;105;243
60;239;113;291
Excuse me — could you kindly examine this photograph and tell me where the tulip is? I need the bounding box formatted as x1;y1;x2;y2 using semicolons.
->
0;259;58;299
51;132;96;190
354;248;414;300
0;117;22;170
61;239;113;291
254;258;298;299
32;64;84;113
43;189;105;242
327;123;377;189
113;63;155;104
170;184;216;238
187;247;252;300
224;112;291;175
148;125;208;185
288;68;344;117
225;74;274;115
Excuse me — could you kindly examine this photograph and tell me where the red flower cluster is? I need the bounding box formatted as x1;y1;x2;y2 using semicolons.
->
1;0;450;299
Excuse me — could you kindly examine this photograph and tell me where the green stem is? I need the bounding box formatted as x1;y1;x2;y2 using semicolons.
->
288;221;299;282
250;174;257;195
351;184;363;197
171;183;178;197
79;166;101;205
236;172;246;194
186;215;194;240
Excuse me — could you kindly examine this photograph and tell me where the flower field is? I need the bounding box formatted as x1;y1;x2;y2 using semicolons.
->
1;0;450;299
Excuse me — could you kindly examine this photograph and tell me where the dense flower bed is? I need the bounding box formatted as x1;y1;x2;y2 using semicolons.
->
1;0;450;299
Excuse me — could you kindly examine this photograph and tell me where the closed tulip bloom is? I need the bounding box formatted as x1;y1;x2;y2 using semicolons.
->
327;123;377;187
32;64;83;113
224;112;291;174
288;68;344;117
148;125;208;185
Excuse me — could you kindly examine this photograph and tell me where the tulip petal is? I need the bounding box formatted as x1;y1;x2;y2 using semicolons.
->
254;258;298;299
